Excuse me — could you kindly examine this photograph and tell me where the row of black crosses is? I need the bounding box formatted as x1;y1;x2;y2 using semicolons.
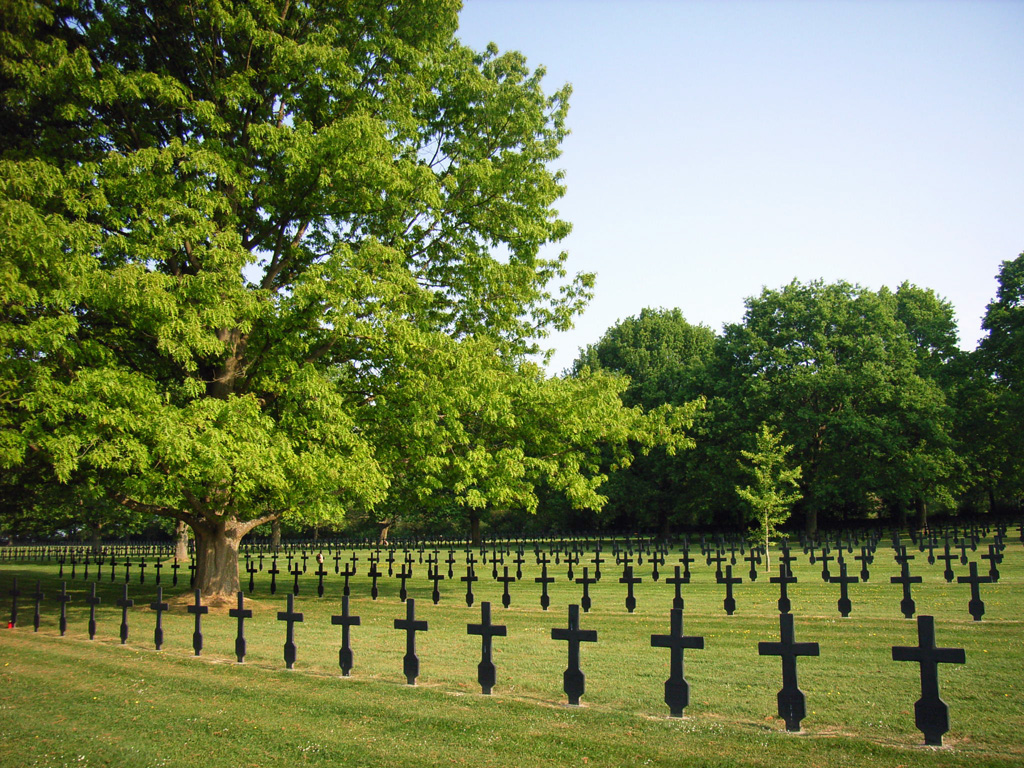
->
18;517;1017;575
3;576;967;747
29;529;1007;624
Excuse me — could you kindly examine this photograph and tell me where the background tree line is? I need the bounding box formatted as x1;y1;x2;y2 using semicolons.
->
547;260;1023;537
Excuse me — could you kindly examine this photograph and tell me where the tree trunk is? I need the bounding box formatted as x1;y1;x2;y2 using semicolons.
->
174;519;190;562
192;519;245;599
469;510;482;547
378;518;393;546
271;519;282;552
915;498;928;531
803;506;817;537
659;510;672;542
89;525;103;555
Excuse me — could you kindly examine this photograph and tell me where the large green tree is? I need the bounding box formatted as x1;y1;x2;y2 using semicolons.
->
972;253;1024;508
715;280;960;533
570;308;713;534
0;0;658;597
370;334;696;543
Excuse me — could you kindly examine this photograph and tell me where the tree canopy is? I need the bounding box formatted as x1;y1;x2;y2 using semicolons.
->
1;0;693;594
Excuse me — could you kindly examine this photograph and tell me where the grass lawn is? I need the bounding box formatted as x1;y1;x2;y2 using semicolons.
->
1;534;1022;767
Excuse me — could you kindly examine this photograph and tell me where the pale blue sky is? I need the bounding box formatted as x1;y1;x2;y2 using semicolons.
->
456;0;1024;374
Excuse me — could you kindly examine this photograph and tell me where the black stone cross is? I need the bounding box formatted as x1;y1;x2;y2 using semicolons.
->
828;561;858;618
462;564;478;607
331;595;361;676
892;615;966;746
289;561;303;596
497;566;516;609
246;560;258;594
891;559;922;619
678;547;694;581
758;612;820;732
575;567;596;613
230;591;252;662
430;564;445;605
981;544;1001;583
717;565;742;616
512;549;525;580
650;604;705;717
619;564;642;613
564;551;578;582
368;560;382;600
665;565;688;610
397;563;412;602
277;592;304;669
315;561;328;598
267;558;280;595
341;562;356;597
54;581;71;637
771;563;797;614
187;589;208;656
649;550;665;582
551;604;598;706
535;557;554;610
32;580;44;632
855;545;873;582
590;549;605;581
778;540;797;573
706;550;726;579
138;559;147;584
817;546;833;581
937;544;957;583
86;582;101;640
123;557;132;584
394;598;428;685
745;548;760;581
117;583;134;644
467;601;507;695
171;558;180;587
149;586;168;650
8;577;20;627
957;561;992;622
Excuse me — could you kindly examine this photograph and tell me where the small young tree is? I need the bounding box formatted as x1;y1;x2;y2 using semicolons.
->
736;423;802;571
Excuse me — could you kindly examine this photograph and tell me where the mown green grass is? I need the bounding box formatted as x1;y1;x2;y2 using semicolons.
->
1;536;1022;767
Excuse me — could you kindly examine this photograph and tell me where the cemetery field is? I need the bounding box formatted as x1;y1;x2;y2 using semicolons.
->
1;536;1023;767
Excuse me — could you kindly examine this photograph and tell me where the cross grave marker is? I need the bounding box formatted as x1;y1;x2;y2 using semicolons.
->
650;604;705;717
277;592;304;669
117;583;134;644
187;589;208;655
54;581;71;636
758;612;820;732
86;582;101;640
551;604;598;706
230;591;253;662
891;615;966;746
467;602;507;695
32;580;44;632
331;595;361;676
957;561;992;622
394;598;428;685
